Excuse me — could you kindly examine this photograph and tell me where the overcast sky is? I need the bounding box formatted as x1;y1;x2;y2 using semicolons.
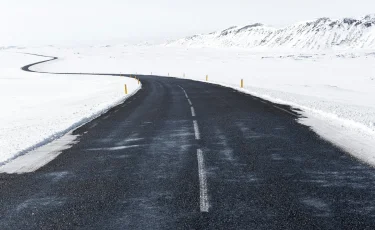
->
1;0;374;46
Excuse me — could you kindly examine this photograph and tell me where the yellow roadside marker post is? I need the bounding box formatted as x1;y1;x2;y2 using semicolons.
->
124;84;128;94
241;79;244;88
206;75;208;81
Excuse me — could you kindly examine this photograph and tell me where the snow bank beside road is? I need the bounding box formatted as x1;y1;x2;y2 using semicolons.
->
0;51;139;165
27;45;375;165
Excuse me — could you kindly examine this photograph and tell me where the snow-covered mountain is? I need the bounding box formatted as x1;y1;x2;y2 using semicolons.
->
167;14;375;50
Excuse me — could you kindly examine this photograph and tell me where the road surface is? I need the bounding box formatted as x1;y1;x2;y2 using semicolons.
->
1;57;375;229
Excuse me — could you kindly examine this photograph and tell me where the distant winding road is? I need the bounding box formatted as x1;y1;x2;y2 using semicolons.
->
1;55;375;229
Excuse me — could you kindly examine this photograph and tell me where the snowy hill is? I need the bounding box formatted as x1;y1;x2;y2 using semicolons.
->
167;14;375;50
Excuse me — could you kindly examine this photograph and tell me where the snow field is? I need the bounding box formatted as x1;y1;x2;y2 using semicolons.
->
0;51;140;164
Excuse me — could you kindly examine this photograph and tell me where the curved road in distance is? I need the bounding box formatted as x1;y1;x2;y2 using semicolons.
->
1;55;375;229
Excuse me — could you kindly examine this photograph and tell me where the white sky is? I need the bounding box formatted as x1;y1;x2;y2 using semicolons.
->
1;0;374;46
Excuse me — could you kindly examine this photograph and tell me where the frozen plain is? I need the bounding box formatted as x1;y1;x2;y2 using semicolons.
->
0;51;139;165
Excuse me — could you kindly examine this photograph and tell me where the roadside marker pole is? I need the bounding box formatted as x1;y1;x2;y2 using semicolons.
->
206;75;208;81
124;84;128;94
241;79;244;88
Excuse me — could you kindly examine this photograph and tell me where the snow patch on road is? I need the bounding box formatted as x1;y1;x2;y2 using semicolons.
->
0;132;78;174
299;112;375;166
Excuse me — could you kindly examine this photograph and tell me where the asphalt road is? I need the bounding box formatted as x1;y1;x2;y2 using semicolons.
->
1;57;375;229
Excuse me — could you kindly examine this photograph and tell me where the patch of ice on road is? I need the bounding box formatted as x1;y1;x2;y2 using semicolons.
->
301;197;331;217
87;145;140;151
0;132;78;174
16;197;66;212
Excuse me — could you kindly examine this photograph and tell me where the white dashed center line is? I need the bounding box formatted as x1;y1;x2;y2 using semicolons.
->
193;120;200;140
178;84;208;212
178;85;189;99
197;149;209;212
191;107;196;117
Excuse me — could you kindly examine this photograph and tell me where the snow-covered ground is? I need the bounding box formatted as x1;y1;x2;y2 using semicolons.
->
20;45;375;165
0;51;139;165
